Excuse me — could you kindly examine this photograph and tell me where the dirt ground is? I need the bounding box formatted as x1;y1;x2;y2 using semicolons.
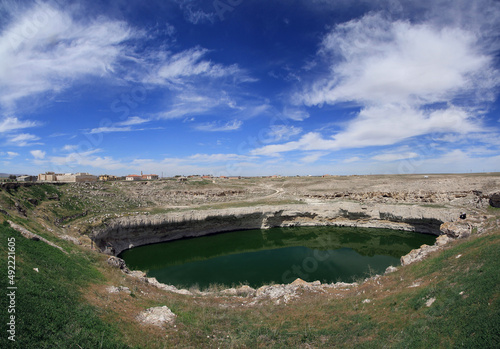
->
99;173;500;210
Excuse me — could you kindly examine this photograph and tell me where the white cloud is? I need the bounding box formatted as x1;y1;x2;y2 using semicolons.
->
88;126;133;134
304;14;494;106
252;132;335;156
118;116;150;126
62;144;78;152
0;3;137;108
282;107;310;121
266;125;303;142
343;156;361;163
145;47;246;86
371;152;419;162
194;120;243;132
0;117;39;133
300;152;328;163
49;149;125;170
176;0;216;24
157;92;241;120
8;133;41;146
1;151;20;159
87;116;154;134
256;13;498;156
30;149;46;159
188;153;254;162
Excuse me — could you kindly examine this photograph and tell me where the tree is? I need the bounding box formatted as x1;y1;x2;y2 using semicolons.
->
8;175;16;180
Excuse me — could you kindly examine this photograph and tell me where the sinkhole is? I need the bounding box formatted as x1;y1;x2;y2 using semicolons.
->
119;226;436;290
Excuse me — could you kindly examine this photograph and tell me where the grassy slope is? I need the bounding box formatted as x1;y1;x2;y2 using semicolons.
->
0;183;498;348
79;223;500;348
0;223;132;348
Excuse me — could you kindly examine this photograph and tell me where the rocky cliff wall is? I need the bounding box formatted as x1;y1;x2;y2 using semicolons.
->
92;202;462;256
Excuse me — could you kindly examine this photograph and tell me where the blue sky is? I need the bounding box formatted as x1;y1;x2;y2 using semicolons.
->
1;0;499;176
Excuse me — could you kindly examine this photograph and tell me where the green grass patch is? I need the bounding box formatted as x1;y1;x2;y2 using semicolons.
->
0;224;132;348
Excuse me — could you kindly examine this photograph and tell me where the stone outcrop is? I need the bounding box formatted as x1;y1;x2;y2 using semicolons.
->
303;190;490;208
107;256;129;272
489;192;500;208
400;244;440;266
440;221;472;239
400;219;474;266
92;203;461;255
106;286;131;294
136;306;176;327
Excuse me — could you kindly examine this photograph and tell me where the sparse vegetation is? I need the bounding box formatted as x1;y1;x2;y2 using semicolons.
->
0;174;498;348
0;224;131;348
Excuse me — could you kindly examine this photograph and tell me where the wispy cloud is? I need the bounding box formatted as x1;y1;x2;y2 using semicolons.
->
188;153;254;162
255;12;499;156
300;152;329;163
175;0;216;24
88;126;133;134
371;152;419;162
267;125;303;142
118;116;150;126
343;156;361;163
88;116;152;134
0;151;19;159
49;149;125;170
194;119;243;132
282;107;310;121
0;117;39;133
144;47;248;86
7;133;41;147
0;2;137;109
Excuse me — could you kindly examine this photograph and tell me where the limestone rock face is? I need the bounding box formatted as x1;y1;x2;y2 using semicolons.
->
136;306;176;327
92;203;460;255
489;192;500;208
435;235;451;246
107;256;129;272
440;222;471;239
400;244;440;266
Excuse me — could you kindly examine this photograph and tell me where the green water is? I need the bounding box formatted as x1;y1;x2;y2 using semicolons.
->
119;226;436;289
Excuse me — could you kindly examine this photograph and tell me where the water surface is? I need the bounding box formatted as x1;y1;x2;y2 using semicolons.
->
119;226;435;289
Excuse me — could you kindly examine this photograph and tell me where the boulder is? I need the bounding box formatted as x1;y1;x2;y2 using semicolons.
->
489;192;500;208
136;306;176;327
384;266;398;274
435;234;451;246
400;244;440;266
107;256;129;272
106;286;131;294
440;222;471;239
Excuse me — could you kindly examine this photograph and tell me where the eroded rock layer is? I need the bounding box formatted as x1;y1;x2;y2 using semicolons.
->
92;202;461;255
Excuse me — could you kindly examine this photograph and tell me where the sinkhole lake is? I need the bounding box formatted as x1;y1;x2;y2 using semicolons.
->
119;226;436;290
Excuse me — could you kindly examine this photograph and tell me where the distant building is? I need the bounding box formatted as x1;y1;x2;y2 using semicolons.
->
38;172;97;182
99;175;118;181
38;172;58;181
142;174;159;180
125;175;142;181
